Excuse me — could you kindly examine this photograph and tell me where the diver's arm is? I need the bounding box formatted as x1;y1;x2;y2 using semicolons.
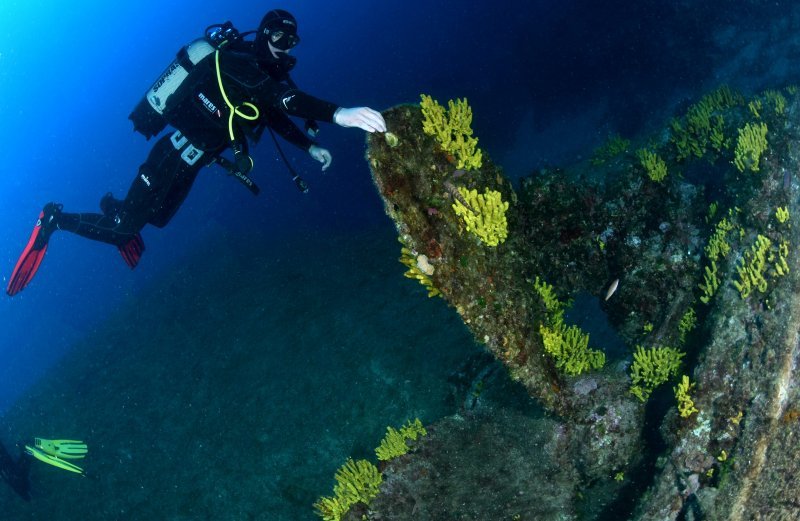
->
276;88;339;123
271;87;386;133
263;106;332;170
265;106;316;150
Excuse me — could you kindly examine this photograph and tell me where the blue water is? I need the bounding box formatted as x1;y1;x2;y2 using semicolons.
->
1;0;799;517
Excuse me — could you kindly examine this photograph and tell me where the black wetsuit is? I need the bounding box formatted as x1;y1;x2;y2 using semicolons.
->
0;440;30;501
55;44;338;247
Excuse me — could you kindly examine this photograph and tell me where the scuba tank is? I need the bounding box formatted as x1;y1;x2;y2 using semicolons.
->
128;23;238;140
129;39;216;140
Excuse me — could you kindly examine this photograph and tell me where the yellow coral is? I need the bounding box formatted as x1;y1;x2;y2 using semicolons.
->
375;419;427;461
709;115;729;151
706;202;718;223
540;322;605;376
590;134;630;166
532;276;568;324
706;84;744;109
776;206;790;224
452;187;509;246
763;89;787;115
705;217;735;262
733;234;772;298
399;418;427;440
630;345;685;402
678;308;697;345
670;85;743;160
698;261;720;304
399;240;440;297
314;495;349;521
420;94;483;170
748;99;762;119
636;149;668;182
731;233;790;298
733;122;768;172
314;458;383;521
674;375;699;418
375;427;409;461
774;239;790;277
533;276;603;376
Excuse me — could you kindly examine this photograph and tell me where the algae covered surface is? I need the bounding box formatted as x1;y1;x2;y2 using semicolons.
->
357;88;800;519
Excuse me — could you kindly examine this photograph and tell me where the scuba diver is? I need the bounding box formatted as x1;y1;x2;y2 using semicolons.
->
6;9;387;296
1;437;89;500
0;439;30;501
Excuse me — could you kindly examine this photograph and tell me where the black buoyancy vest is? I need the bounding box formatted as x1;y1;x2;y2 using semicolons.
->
129;38;236;152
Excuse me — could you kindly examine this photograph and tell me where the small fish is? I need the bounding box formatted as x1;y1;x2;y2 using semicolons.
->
604;278;620;301
784;170;792;191
443;180;476;214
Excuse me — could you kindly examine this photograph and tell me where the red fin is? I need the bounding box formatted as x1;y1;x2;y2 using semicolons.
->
118;233;145;269
7;211;49;296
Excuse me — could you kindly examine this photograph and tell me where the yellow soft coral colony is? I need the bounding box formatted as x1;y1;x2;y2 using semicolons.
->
398;238;441;298
630;345;685;402
314;459;383;521
540;321;606;376
733;234;771;298
733;234;790;299
533;276;605;376
375;419;427;461
674;375;699;418
452;187;509;246
733;121;768;173
420;94;483;170
636;149;668;182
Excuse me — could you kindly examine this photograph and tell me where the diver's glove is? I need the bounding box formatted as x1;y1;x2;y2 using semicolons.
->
305;119;320;137
333;107;387;133
309;145;332;171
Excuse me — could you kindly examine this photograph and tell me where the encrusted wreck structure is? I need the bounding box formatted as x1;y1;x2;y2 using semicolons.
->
325;87;800;520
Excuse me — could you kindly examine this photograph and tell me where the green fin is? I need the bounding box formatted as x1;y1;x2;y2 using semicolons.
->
34;438;88;459
25;445;85;475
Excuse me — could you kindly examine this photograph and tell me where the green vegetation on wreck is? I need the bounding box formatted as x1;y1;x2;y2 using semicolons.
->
451;186;509;247
534;276;605;376
420;94;483;170
375;418;427;461
363;83;800;517
366;99;574;416
314;458;382;521
315;419;427;521
629;345;685;401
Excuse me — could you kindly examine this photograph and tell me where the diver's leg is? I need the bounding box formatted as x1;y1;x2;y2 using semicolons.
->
59;132;206;241
55;135;182;246
7;134;204;294
7;170;153;283
0;441;30;500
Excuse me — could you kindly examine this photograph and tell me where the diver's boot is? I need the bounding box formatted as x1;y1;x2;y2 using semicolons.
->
99;193;146;269
99;192;123;220
6;203;63;296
